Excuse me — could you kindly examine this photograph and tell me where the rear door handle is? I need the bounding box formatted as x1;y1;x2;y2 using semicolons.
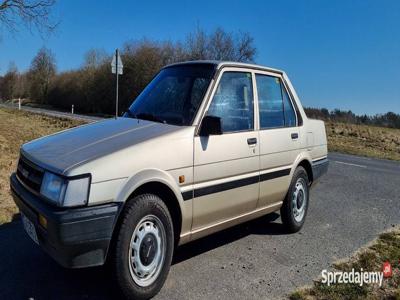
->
291;133;299;140
247;138;257;145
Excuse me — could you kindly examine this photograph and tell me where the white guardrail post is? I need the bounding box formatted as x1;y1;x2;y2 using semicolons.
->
71;104;74;114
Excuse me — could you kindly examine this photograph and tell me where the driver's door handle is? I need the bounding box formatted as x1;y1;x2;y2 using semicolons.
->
247;138;257;145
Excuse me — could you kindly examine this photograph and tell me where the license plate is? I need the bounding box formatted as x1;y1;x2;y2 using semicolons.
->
22;213;39;245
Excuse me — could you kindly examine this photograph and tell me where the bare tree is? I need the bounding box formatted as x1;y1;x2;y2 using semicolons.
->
234;32;256;62
14;70;29;98
185;27;208;60
28;46;56;103
0;62;18;100
159;40;187;65
208;27;235;61
185;27;256;62
0;0;57;35
83;48;108;70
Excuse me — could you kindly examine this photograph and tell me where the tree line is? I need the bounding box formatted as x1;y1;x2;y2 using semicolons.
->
0;27;256;116
304;107;400;129
1;24;399;130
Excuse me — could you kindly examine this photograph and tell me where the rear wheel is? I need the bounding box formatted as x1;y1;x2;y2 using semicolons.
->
281;166;309;233
113;194;174;300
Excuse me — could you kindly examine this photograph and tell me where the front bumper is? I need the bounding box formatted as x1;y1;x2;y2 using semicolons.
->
10;173;122;268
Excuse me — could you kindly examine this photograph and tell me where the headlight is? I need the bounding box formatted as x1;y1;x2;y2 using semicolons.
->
40;172;66;204
40;172;90;207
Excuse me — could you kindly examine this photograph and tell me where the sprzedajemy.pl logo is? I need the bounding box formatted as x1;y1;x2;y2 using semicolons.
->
321;262;393;287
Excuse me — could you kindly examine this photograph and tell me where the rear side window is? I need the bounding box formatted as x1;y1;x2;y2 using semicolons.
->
256;75;284;128
282;85;296;127
207;72;254;133
256;74;297;129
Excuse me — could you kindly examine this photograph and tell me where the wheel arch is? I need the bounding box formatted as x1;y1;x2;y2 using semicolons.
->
293;154;314;184
128;181;183;245
106;169;187;262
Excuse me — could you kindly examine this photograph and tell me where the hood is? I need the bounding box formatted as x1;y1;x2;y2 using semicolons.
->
21;117;183;174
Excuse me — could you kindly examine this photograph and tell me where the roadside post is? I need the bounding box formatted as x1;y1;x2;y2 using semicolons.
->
71;104;74;114
18;98;21;110
111;49;123;118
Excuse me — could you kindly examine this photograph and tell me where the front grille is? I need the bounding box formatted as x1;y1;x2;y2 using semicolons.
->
16;155;44;193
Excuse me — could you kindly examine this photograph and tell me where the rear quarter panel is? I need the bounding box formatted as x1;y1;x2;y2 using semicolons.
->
304;119;328;160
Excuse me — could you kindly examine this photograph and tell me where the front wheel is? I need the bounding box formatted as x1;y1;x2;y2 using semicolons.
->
280;166;309;233
112;194;174;300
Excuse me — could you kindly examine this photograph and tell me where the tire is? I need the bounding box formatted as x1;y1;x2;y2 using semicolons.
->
112;193;174;300
280;166;309;233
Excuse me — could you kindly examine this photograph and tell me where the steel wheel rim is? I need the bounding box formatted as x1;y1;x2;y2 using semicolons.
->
128;215;166;287
292;178;307;222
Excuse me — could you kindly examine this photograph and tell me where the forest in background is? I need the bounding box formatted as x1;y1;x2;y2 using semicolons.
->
0;27;256;115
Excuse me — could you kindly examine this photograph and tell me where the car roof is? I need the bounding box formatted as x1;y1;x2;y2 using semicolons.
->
164;60;284;75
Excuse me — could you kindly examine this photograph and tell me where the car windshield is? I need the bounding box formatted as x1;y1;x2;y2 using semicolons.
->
125;64;216;126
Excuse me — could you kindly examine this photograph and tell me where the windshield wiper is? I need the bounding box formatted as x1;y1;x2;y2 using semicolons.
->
134;112;165;124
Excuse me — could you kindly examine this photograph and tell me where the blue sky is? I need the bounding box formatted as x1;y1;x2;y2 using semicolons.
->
1;0;399;115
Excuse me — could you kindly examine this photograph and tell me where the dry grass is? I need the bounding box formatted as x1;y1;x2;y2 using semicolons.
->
0;108;84;224
290;228;400;300
326;122;400;161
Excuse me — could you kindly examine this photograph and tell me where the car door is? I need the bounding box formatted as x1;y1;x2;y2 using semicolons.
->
192;69;260;233
255;72;301;208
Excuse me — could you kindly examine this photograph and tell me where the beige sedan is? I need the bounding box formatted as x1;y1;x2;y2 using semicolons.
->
11;61;328;299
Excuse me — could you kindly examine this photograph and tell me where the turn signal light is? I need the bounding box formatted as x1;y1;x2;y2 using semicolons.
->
38;214;47;229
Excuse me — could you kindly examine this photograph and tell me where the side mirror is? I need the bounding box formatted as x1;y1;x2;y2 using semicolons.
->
199;115;222;136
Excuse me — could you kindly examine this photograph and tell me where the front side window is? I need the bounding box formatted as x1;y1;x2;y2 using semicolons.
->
126;64;215;126
256;74;297;129
207;72;254;133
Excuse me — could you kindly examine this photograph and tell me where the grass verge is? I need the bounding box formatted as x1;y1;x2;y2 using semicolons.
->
0;108;84;224
290;228;400;300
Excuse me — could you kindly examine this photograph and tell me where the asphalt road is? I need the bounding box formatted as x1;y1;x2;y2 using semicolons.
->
0;103;102;122
1;152;399;300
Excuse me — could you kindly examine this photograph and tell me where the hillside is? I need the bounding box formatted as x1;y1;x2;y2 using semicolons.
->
325;121;400;161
